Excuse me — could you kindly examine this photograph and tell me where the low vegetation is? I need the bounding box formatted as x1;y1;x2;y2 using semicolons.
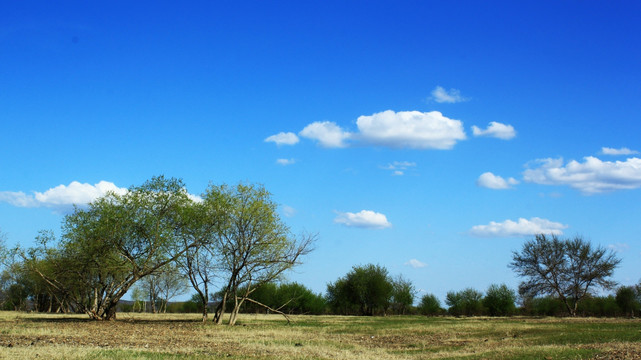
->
1;311;640;359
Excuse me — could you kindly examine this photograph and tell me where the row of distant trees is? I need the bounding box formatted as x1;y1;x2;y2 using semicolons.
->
0;176;314;324
114;263;640;318
0;176;638;320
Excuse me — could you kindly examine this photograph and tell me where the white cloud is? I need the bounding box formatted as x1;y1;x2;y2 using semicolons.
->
382;161;417;176
276;158;296;166
601;147;639;156
523;156;641;194
405;259;427;269
608;243;629;253
476;172;519;189
264;132;299;146
430;86;468;103
470;217;568;237
334;210;391;229
471;122;516;140
282;205;296;218
356;110;466;149
0;181;128;213
299;121;351;148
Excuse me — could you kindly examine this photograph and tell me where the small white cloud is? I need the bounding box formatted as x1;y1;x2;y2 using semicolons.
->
356;110;466;149
276;158;296;166
608;243;629;253
405;259;427;269
523;156;641;194
476;172;519;189
471;122;516;140
282;205;296;218
430;86;468;103
382;161;417;176
264;132;300;146
299;121;351;148
0;181;128;213
601;147;639;156
470;217;568;237
187;193;204;203
334;210;391;229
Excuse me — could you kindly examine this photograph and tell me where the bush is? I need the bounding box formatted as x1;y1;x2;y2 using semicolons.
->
521;296;566;316
326;264;394;316
616;286;640;317
418;293;442;316
483;284;516;316
446;288;484;316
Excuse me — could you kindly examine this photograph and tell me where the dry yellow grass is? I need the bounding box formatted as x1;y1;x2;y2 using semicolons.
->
0;311;639;359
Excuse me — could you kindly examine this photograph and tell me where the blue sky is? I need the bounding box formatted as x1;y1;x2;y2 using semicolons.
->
1;1;640;302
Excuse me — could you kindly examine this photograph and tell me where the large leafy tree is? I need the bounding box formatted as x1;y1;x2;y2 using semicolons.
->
327;264;394;316
25;176;210;320
510;234;620;316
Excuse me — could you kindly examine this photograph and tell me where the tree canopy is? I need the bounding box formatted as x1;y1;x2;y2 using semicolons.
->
510;234;620;316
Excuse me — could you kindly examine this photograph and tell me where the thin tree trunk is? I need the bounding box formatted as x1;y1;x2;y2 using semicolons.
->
214;291;228;325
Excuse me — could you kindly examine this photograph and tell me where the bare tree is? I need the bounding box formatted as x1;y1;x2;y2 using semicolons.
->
177;244;217;321
510;234;620;316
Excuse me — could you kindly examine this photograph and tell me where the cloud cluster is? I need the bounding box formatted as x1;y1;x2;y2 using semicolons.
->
276;158;296;166
268;110;471;150
264;132;299;146
281;205;296;218
356;110;466;149
382;161;417;176
299;121;351;148
430;86;468;103
608;243;629;253
334;210;391;229
476;172;518;189
601;147;639;156
0;181;128;213
470;217;568;237
523;156;641;194
472;122;516;140
405;259;427;268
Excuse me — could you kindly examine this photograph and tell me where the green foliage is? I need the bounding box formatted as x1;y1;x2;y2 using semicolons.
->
238;282;327;315
510;234;620;316
483;284;516;316
390;275;416;315
446;288;484;316
520;296;566;316
327;264;394;316
417;293;442;316
615;286;640;317
578;295;620;317
210;183;315;325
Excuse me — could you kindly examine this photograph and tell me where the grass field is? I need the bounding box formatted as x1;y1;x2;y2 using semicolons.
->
0;311;639;359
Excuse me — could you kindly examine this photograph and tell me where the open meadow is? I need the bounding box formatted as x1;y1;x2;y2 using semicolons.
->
0;312;639;359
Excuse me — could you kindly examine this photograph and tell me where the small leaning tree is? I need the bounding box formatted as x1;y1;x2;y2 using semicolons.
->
510;234;620;316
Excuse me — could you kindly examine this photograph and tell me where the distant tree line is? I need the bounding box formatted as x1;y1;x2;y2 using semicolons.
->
2;191;640;319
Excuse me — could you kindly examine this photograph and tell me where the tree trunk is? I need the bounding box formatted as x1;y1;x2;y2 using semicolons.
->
214;291;228;325
201;304;208;323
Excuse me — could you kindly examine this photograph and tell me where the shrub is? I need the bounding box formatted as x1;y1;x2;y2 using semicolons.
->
446;288;484;316
483;284;516;316
418;293;442;316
